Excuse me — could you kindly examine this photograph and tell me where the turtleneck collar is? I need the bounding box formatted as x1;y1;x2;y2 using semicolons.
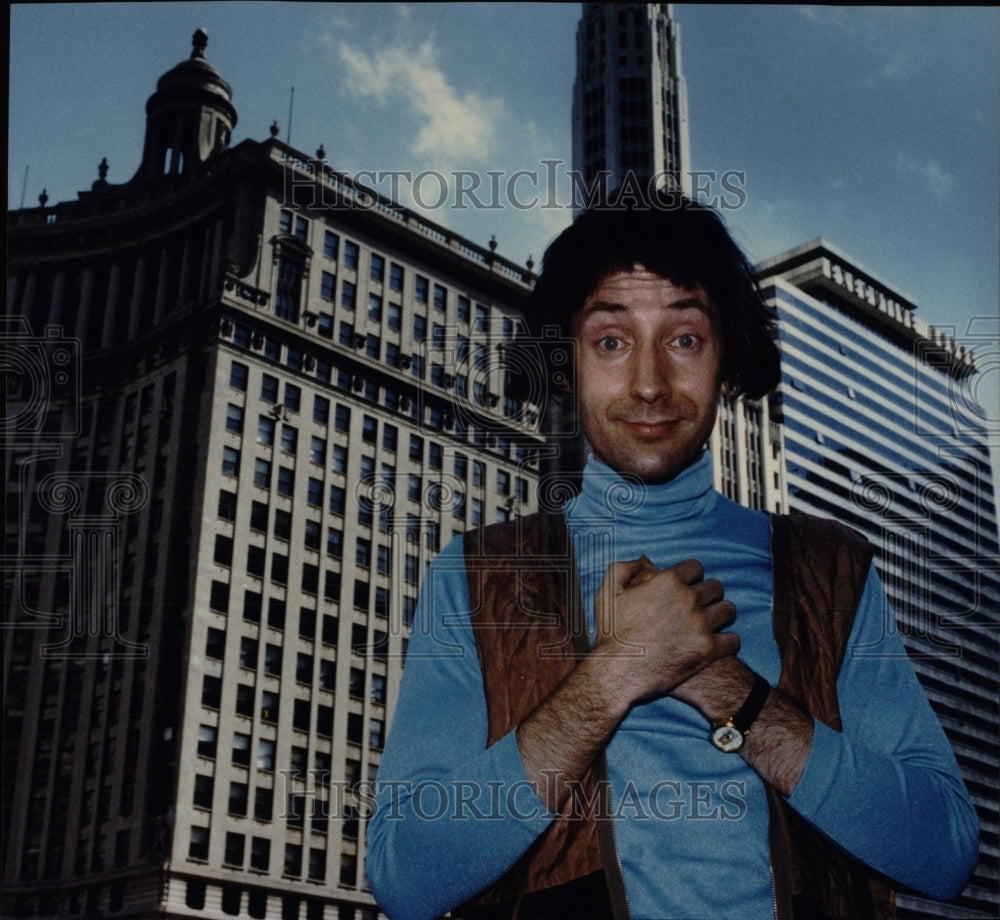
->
567;450;717;523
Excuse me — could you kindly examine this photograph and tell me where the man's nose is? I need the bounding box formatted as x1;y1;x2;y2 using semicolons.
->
629;341;672;402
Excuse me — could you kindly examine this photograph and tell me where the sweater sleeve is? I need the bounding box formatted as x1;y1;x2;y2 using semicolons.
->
787;565;980;901
366;536;556;920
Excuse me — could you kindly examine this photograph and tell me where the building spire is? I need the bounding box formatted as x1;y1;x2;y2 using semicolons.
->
134;29;237;180
191;27;208;59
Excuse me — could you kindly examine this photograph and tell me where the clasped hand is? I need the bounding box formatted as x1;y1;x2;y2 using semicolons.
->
593;555;744;712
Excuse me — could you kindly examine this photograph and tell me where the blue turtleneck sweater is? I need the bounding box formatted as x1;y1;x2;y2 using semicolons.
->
367;453;977;920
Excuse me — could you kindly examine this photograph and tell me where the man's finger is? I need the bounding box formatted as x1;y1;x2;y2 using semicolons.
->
670;558;704;585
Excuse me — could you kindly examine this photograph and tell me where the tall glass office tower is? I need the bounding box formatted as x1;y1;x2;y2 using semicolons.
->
572;3;691;198
759;240;1000;919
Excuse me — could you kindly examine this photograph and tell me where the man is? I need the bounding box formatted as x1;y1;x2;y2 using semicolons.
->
366;195;978;920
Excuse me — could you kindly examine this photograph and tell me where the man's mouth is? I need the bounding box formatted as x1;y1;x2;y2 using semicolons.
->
621;417;683;437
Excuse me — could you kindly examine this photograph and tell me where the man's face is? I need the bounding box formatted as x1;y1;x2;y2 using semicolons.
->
571;265;726;484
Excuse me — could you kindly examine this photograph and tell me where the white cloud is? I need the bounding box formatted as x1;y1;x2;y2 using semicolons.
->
896;152;956;199
334;36;507;163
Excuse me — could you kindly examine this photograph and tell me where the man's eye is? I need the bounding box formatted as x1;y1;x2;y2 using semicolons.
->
674;333;698;349
599;336;622;351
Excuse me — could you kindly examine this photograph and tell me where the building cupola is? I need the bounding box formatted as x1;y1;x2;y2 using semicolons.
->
136;29;238;179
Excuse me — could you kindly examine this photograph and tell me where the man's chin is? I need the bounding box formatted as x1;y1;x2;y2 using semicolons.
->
595;446;702;485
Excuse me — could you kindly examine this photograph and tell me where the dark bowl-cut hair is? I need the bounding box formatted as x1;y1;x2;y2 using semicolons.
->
526;191;781;400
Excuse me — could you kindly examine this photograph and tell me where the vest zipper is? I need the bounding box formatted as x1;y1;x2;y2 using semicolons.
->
769;863;778;920
607;814;632;920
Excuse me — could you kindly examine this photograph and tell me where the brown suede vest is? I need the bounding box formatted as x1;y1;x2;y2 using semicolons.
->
460;511;896;920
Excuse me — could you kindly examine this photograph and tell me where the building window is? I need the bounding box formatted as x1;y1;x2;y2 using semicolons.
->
475;303;489;332
344;241;360;270
285;844;303;877
254;458;271;489
214;535;234;567
365;333;381;360
335;405;351;433
457;296;471;324
313;394;330;424
367;293;383;322
414;275;429;303
205;627;226;661
389;262;404;291
327;528;343;558
329;485;346;516
276;256;303;323
324;570;342;601
261;374;279;403
280;425;298;455
255;787;274;822
257;738;276;771
413;314;426;341
516;477;529;503
250;501;268;533
261;689;279;723
384;303;400;336
265;510;296;550
433;284;447;311
251;837;271;872
218;489;237;521
320;271;336;301
294;699;311;733
257;415;276;445
304;519;321;551
246;545;266;578
370;253;385;283
323;230;339;259
232;732;251;766
226;404;244;434
230;361;249;391
243;590;263;623
221;447;240;477
189;826;210;861
264;643;283;676
332;444;347;473
284;383;301;413
225;832;246;867
197;725;217;759
236;683;255;717
341;280;356;311
309;847;327;882
210;580;230;613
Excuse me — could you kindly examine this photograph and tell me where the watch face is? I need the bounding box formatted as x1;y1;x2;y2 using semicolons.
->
711;724;744;753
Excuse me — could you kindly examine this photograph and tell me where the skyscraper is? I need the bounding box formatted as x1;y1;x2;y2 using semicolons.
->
572;3;691;198
758;241;1000;919
4;32;544;920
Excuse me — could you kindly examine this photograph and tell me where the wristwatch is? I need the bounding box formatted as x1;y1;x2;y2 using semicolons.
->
709;673;771;752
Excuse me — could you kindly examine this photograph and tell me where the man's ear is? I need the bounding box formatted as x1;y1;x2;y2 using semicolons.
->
720;378;733;397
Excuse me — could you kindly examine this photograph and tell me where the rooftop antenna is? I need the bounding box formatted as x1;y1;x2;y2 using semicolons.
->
287;86;294;146
19;166;29;209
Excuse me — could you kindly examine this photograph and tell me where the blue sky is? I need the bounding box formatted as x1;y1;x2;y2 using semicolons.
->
8;2;999;441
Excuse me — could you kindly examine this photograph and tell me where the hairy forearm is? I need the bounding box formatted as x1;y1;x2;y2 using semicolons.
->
516;654;633;813
676;658;813;797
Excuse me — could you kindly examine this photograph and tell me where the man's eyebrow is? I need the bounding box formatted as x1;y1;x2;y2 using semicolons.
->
577;296;712;320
